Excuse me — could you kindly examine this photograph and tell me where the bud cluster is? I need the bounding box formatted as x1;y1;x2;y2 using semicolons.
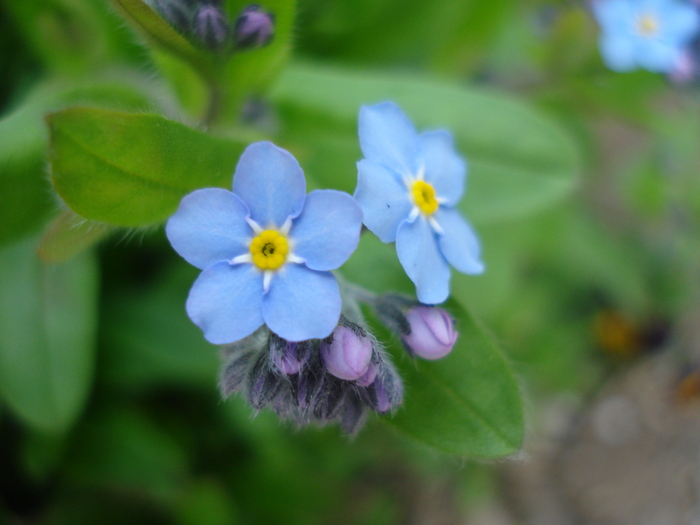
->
219;319;402;434
149;0;275;51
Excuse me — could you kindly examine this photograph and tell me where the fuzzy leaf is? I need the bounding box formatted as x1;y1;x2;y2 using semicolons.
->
48;108;246;226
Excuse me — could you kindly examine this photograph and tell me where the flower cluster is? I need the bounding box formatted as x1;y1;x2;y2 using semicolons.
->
167;103;482;432
148;0;275;51
591;0;700;78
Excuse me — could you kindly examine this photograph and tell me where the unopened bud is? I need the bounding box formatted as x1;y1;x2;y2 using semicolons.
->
402;306;457;360
364;362;403;414
321;325;373;381
269;336;309;375
340;393;368;435
246;352;283;410
152;0;197;33
233;5;275;49
195;4;230;50
355;363;377;387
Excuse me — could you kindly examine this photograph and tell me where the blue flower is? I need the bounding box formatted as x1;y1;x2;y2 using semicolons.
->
592;0;700;73
353;102;484;305
166;141;363;344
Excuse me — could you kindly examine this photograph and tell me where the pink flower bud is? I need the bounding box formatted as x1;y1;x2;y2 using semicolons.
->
355;364;377;387
321;326;372;381
402;306;457;360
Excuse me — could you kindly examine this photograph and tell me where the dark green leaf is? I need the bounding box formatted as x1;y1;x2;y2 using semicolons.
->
48;108;247;226
271;62;579;223
377;299;524;457
0;237;99;433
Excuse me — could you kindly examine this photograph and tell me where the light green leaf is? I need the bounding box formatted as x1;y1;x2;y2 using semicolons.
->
0;78;157;246
0;237;99;433
48;108;247;226
271;62;579;223
374;299;524;457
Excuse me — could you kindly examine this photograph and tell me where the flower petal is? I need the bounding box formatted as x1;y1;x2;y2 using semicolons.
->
396;217;451;304
660;3;700;44
592;0;635;32
186;261;264;344
290;190;363;271
354;159;413;243
166;188;251;270
262;264;341;341
636;39;679;72
359;102;419;177
434;208;485;275
418;130;466;207
232;141;306;228
599;34;637;72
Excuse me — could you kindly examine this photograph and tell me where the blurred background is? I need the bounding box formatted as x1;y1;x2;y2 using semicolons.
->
2;0;700;523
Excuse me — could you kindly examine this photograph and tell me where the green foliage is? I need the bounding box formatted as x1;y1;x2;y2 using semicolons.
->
381;300;523;457
272;62;579;223
345;237;523;456
0;237;98;433
0;79;155;246
48;108;246;226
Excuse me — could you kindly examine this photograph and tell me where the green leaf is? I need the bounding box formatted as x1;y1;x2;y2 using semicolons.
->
271;62;579;223
215;0;297;122
343;235;523;457
375;299;524;457
37;210;114;264
0;78;157;246
48;108;247;226
0;237;99;433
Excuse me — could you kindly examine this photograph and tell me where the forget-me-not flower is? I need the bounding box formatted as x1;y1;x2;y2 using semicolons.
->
354;102;484;305
166;141;363;344
591;0;700;73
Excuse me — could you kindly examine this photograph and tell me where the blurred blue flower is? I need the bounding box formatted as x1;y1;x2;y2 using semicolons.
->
592;0;700;73
354;102;483;304
167;141;363;344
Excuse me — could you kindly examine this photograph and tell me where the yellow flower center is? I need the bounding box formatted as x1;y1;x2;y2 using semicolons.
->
411;180;439;216
250;230;289;270
637;14;658;37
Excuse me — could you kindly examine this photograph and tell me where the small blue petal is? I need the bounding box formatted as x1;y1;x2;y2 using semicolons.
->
233;141;306;228
396;218;450;304
636;39;680;72
592;0;635;32
290;190;363;271
434;208;485;275
355;159;413;243
262;265;341;341
418;130;466;207
166;188;251;270
359;102;419;177
658;3;700;44
600;35;637;72
186;261;264;344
